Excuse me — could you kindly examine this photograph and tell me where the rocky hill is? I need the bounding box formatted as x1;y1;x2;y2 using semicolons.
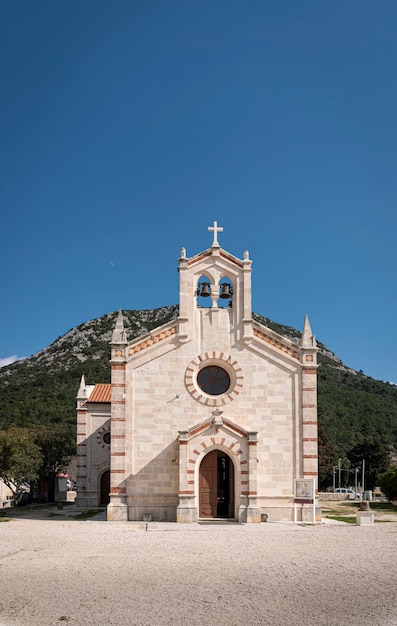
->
1;306;396;460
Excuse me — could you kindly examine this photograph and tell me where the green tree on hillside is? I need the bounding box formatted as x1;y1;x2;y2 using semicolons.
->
347;439;390;491
34;424;75;477
378;467;397;501
0;426;42;495
318;422;337;490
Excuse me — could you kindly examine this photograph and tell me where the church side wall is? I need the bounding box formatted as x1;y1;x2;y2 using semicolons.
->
77;405;110;508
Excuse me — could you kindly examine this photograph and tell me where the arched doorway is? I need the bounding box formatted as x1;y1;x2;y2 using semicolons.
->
99;470;110;506
199;450;234;518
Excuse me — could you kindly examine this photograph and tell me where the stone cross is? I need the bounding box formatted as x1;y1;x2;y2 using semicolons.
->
208;221;223;246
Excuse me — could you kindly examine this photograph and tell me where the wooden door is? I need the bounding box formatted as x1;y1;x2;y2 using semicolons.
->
199;450;217;518
199;450;234;518
99;470;110;506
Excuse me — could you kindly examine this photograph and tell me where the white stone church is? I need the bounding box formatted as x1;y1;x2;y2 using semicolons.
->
76;223;318;522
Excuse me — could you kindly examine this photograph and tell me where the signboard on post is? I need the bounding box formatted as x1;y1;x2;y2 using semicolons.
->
294;478;315;524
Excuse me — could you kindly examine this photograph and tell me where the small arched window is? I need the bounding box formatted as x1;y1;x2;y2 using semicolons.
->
217;277;233;308
196;275;212;308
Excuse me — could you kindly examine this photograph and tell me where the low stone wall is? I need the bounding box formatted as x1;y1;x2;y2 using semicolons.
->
318;492;352;501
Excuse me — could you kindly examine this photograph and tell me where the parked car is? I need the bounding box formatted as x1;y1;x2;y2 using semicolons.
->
335;488;360;500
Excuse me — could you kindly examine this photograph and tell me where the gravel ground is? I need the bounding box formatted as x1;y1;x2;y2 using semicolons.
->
0;509;397;626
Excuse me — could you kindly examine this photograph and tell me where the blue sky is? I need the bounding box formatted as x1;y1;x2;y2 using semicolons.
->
1;1;396;383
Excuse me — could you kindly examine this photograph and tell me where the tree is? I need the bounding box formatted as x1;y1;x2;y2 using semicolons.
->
0;426;42;495
347;439;390;491
33;424;76;502
34;424;75;477
378;467;397;501
318;422;337;490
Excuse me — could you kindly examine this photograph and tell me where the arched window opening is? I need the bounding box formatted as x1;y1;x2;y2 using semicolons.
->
217;277;233;308
196;275;212;308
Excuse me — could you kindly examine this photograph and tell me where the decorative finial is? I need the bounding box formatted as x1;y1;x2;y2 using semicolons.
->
180;247;186;259
112;310;127;344
301;314;317;348
208;220;223;247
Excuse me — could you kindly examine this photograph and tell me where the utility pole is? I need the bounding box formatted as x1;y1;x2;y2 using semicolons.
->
362;459;365;493
338;458;342;489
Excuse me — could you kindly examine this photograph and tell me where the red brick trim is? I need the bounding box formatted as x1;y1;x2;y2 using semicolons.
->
128;325;177;356
110;487;126;494
189;422;210;437
253;328;300;360
187;251;211;265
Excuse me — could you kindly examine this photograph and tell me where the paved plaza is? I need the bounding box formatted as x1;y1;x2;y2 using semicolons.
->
1;508;397;625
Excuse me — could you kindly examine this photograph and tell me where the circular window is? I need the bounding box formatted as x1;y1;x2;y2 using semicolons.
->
96;426;111;449
197;366;230;395
185;353;243;406
102;431;111;445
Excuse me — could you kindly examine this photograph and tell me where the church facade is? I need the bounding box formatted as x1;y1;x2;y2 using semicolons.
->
76;223;318;522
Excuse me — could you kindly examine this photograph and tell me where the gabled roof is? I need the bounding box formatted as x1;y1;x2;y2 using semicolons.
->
187;247;244;269
88;384;111;403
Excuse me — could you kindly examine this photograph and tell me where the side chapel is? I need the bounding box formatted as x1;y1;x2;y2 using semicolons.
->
76;223;318;522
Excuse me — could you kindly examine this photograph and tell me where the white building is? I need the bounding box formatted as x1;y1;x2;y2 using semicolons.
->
77;223;318;522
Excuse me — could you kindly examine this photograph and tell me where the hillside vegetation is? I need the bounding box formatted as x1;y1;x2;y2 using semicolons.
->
1;306;396;473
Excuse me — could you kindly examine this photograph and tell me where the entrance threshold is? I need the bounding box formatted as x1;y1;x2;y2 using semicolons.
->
198;518;239;525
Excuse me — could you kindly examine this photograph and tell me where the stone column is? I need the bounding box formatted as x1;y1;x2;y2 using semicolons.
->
76;395;88;507
246;431;261;523
177;249;191;342
107;359;128;521
242;251;253;342
176;431;197;523
301;364;318;492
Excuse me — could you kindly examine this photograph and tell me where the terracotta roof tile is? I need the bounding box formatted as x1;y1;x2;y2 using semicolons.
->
89;384;111;403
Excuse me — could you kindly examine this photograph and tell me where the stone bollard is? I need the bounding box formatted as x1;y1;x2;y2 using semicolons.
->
356;500;374;526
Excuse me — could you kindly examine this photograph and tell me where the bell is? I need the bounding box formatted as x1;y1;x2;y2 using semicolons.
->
200;282;211;297
219;283;232;299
